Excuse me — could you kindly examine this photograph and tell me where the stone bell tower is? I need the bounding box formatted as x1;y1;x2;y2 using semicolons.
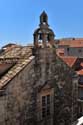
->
33;11;55;48
33;11;56;85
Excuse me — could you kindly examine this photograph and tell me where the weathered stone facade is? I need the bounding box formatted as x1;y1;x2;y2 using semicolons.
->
0;56;36;125
34;47;78;125
0;11;79;125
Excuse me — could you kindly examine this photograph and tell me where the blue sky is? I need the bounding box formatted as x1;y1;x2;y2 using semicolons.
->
0;0;83;48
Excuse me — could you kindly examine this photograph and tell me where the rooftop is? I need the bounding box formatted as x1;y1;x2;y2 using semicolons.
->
58;38;83;48
59;56;77;67
0;43;34;89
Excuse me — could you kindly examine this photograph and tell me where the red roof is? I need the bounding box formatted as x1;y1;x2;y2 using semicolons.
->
76;69;83;75
58;38;83;48
80;62;83;67
56;48;64;56
78;84;83;87
60;56;77;67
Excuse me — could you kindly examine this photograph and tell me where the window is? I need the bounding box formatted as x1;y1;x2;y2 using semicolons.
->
79;49;82;53
78;88;83;100
47;95;50;116
79;75;83;84
42;95;50;118
67;47;69;51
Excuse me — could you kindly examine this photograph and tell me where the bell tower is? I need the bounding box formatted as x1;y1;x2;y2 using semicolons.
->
33;11;56;85
33;11;55;48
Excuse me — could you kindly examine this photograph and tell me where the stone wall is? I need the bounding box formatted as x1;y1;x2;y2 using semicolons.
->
0;46;78;125
0;58;36;125
34;47;57;86
34;47;78;125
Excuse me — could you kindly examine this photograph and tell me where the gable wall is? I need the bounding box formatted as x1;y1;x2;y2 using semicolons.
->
35;47;78;125
0;59;36;125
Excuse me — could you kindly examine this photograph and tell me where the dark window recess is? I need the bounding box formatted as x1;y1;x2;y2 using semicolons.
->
47;95;50;104
42;95;51;118
42;96;46;106
79;76;83;84
39;34;42;40
42;107;46;118
47;34;50;41
78;88;83;100
79;49;82;53
0;90;6;96
67;47;69;51
43;15;47;23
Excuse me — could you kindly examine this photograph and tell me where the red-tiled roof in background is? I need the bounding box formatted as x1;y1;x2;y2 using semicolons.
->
78;84;83;87
60;56;77;67
58;38;83;48
76;69;83;75
56;48;64;56
80;62;83;67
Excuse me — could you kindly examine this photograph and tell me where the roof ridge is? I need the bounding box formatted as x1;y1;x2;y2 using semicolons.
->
0;55;34;89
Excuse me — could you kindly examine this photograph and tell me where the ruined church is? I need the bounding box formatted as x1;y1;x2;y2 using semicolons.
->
0;11;78;125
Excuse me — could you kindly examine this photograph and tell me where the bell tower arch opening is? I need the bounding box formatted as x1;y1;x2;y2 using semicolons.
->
33;11;55;48
40;11;48;25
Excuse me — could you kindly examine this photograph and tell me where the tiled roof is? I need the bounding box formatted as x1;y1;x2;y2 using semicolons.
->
0;56;34;89
80;62;83;67
78;84;83;87
76;69;83;75
0;45;32;58
58;38;83;47
60;56;77;67
56;48;64;56
0;44;34;89
2;43;17;48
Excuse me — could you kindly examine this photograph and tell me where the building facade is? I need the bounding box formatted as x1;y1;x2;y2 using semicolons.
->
57;38;83;117
0;12;79;125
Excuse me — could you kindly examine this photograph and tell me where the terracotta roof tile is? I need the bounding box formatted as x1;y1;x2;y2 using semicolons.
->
0;44;34;89
78;84;83;87
58;38;83;47
60;56;77;67
80;63;83;67
56;48;64;56
0;56;34;89
76;69;83;75
0;45;32;58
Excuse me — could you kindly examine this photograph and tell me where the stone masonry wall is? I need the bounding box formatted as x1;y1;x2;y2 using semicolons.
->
0;59;36;125
34;47;78;125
